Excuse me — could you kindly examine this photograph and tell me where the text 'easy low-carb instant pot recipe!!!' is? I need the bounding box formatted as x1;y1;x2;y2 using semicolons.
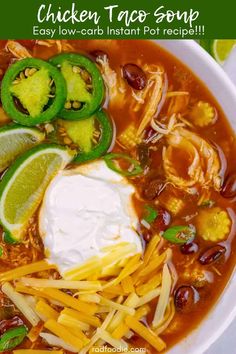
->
0;39;235;353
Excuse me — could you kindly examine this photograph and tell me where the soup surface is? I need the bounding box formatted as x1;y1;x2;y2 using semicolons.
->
0;39;235;353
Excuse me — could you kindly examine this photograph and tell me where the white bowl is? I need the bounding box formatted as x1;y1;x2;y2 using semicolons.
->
154;40;236;354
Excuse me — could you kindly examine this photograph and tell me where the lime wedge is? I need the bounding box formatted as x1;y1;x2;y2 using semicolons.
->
199;39;236;64
212;40;236;64
0;144;75;243
0;125;45;172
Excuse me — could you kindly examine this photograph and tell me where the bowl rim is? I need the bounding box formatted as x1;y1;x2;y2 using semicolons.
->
156;39;236;130
157;39;236;100
153;39;236;354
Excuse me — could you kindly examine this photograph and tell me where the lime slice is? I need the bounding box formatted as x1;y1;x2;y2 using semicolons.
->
199;40;236;64
0;125;45;172
212;40;236;64
0;144;75;243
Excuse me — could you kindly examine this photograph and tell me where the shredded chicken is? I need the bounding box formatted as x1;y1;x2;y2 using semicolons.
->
36;40;74;53
5;40;32;59
149;114;185;143
96;59;167;137
163;127;221;191
135;65;167;136
96;56;126;101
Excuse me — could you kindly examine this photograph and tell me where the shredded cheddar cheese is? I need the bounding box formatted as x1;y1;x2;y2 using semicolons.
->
5;233;174;353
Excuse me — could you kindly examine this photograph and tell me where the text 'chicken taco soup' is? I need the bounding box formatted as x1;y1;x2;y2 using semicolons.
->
0;39;235;353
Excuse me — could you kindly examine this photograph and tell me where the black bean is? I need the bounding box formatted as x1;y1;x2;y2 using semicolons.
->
198;245;226;265
90;50;108;62
143;178;164;200
122;63;147;90
181;242;199;255
174;285;196;313
153;208;171;232
142;231;152;242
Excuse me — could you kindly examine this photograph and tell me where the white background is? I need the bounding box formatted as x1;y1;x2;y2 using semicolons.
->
205;48;236;354
207;321;235;354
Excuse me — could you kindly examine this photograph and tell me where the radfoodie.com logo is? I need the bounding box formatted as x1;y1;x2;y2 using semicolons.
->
91;347;147;353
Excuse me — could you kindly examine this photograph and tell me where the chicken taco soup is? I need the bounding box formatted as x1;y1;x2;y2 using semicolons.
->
0;39;235;353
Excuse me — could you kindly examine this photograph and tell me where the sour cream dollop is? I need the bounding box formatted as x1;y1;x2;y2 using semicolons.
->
39;160;142;275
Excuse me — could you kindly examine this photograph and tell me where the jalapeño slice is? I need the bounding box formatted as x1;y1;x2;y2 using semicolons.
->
0;325;28;351
162;225;196;244
56;110;113;163
50;53;104;120
104;153;143;177
1;58;67;126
